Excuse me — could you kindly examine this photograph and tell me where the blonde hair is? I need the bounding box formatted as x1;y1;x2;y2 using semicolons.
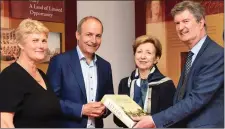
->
15;18;49;43
133;35;162;58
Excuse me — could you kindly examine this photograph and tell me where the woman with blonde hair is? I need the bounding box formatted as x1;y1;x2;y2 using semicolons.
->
0;19;62;128
114;35;176;127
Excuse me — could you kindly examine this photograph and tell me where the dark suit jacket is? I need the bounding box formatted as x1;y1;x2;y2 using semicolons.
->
113;66;176;128
46;48;114;128
152;36;224;128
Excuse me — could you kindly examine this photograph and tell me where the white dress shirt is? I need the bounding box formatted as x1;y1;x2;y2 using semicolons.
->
77;46;98;128
190;35;207;65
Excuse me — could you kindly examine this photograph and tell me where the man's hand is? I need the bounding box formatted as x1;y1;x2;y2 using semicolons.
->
133;115;156;128
82;102;106;118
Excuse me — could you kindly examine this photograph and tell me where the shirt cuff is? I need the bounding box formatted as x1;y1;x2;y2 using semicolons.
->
102;108;108;117
81;105;84;117
152;117;156;128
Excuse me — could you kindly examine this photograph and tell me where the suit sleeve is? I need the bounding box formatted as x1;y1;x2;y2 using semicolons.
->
152;50;224;127
113;78;128;128
47;56;83;119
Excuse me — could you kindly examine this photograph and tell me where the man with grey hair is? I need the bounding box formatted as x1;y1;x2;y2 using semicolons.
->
134;1;224;128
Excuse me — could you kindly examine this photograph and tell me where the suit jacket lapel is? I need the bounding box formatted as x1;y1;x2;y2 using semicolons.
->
96;56;103;101
174;36;210;103
184;36;210;86
69;49;87;101
191;36;210;68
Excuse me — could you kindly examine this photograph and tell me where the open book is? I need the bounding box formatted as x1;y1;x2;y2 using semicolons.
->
101;95;147;128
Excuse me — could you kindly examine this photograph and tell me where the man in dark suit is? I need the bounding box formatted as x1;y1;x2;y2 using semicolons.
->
47;16;114;128
134;1;224;128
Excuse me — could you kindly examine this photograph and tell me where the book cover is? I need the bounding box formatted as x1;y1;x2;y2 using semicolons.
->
101;95;147;128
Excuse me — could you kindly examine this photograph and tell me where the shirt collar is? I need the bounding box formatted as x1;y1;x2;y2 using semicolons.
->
190;35;207;55
76;46;97;63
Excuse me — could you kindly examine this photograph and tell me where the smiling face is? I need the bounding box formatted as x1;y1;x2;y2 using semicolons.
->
19;33;48;62
174;9;205;46
76;18;103;58
135;42;159;71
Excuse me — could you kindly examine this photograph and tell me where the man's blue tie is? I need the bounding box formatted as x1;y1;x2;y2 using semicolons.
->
177;51;194;101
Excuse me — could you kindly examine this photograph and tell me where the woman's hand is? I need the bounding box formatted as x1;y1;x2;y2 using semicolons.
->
0;112;15;128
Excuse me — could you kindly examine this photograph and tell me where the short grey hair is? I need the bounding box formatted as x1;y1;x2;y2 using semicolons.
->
77;16;103;34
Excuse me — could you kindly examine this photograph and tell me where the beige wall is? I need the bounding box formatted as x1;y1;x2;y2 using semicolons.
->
205;13;224;47
146;22;168;76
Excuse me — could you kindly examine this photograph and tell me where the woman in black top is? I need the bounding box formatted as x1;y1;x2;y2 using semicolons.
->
113;35;176;128
0;19;62;128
